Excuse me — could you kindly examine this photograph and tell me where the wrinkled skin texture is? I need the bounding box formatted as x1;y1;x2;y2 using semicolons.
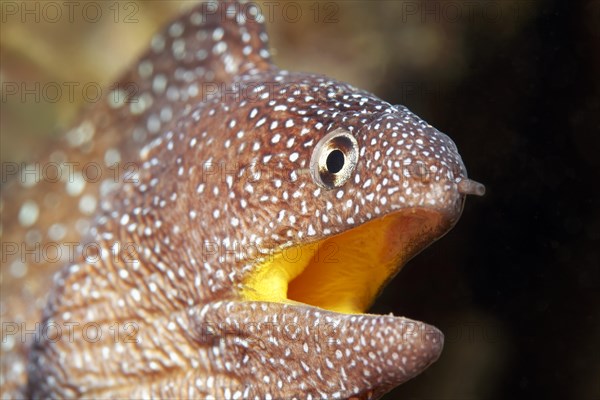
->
1;1;480;398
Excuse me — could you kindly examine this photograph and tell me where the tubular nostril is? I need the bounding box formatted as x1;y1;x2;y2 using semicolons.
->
457;179;486;196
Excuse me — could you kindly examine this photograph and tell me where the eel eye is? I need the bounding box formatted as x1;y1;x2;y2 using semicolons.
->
310;128;359;189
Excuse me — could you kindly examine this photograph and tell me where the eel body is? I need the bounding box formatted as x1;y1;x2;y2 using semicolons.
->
0;1;484;398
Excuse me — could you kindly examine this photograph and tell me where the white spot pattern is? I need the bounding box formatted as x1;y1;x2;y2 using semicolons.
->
2;1;476;399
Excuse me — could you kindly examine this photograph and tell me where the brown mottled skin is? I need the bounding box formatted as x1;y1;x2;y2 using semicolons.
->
0;1;483;398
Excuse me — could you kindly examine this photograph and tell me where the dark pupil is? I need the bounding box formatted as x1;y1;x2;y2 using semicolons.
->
326;149;345;173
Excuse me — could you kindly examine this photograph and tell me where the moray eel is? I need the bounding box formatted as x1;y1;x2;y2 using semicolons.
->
0;1;484;398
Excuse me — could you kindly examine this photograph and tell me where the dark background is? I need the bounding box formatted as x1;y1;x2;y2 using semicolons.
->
370;1;600;398
2;1;599;399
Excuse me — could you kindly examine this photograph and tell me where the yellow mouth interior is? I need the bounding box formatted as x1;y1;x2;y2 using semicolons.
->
240;209;444;314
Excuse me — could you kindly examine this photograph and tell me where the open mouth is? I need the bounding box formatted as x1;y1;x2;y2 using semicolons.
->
240;208;448;315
